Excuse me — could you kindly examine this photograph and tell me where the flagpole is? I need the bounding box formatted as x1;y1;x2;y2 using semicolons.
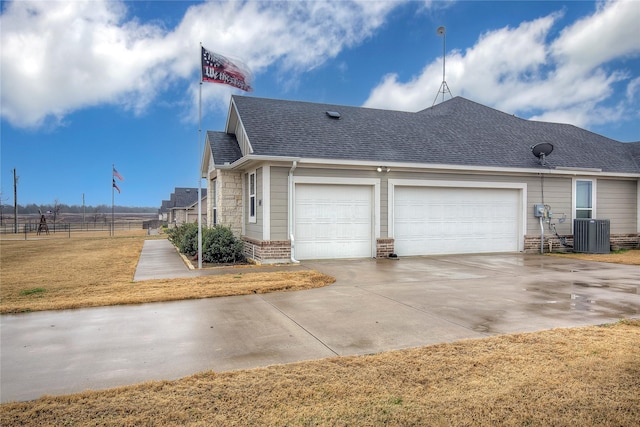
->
111;164;114;237
197;43;203;269
197;44;252;268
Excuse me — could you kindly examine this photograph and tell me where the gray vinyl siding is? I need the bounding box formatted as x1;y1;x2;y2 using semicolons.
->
270;167;289;240
244;167;262;240
265;166;637;242
597;178;637;234
527;176;572;236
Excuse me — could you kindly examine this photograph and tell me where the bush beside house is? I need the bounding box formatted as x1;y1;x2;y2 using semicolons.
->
168;223;245;264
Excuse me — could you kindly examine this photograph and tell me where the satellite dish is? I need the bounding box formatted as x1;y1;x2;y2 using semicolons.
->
531;142;554;165
437;26;446;35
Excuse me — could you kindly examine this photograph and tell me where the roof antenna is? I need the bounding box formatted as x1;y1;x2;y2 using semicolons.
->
432;26;453;106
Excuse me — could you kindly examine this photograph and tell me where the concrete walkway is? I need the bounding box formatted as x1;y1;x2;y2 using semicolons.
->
1;246;639;402
132;239;192;280
133;239;307;281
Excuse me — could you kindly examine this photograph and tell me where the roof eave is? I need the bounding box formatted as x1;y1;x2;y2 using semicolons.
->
216;155;302;170
214;154;640;178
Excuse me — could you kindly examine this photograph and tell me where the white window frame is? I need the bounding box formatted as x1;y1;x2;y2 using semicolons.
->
249;171;257;223
572;178;596;221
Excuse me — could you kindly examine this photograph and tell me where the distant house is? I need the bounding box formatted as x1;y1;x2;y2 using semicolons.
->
158;187;207;226
158;200;172;221
201;95;640;264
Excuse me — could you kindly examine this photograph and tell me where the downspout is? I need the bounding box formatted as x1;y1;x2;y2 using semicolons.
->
288;161;299;263
540;216;544;254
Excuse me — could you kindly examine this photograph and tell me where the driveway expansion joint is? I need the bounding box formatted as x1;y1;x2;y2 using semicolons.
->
258;295;340;357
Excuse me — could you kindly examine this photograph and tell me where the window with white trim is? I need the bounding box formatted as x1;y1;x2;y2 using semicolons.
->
249;171;256;223
575;179;594;219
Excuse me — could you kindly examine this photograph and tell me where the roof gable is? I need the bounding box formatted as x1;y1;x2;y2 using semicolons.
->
206;131;243;166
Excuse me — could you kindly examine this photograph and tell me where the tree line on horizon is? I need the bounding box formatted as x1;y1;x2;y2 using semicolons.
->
2;203;157;215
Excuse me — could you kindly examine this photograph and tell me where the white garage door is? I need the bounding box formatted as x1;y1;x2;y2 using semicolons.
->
394;186;520;256
295;184;373;260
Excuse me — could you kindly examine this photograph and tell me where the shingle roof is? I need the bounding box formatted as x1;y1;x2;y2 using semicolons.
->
628;141;640;168
159;200;171;213
171;187;207;209
213;95;640;173
207;131;243;165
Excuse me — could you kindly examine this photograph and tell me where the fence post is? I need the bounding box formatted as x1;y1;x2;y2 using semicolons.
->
24;224;27;240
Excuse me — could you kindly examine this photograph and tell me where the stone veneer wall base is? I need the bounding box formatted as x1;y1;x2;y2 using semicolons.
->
242;233;638;262
242;237;292;264
376;238;395;258
524;233;639;253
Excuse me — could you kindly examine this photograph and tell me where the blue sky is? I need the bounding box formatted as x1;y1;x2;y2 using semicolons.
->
1;0;639;208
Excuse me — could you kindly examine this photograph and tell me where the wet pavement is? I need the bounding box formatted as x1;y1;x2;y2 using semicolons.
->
132;239;308;280
1;249;639;403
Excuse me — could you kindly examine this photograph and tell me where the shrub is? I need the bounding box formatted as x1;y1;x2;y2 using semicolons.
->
202;225;245;264
167;222;198;256
168;223;245;264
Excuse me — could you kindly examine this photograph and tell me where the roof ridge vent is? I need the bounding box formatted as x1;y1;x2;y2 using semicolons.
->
326;111;341;119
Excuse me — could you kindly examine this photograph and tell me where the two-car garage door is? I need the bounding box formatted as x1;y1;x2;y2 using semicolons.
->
393;186;521;256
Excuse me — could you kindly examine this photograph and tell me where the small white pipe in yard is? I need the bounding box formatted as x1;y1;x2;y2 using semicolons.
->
288;161;300;263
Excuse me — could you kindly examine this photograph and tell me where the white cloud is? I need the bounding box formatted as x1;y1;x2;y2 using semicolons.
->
364;13;558;111
175;0;399;119
1;1;173;128
552;0;640;70
0;0;399;129
363;0;640;134
628;77;640;101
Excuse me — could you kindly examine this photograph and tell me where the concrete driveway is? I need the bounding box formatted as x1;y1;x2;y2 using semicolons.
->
2;253;639;403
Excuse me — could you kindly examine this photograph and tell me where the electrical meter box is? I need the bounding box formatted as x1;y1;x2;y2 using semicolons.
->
533;204;545;218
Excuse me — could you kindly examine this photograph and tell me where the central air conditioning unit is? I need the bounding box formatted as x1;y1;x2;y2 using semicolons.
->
573;219;610;254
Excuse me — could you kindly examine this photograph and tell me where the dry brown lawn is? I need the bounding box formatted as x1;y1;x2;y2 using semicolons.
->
1;320;638;426
1;237;638;425
0;236;334;313
549;249;640;265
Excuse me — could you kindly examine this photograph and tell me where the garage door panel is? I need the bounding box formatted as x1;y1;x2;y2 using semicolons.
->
394;187;520;256
295;184;373;260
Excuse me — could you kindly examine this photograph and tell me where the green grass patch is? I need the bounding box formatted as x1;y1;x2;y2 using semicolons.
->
611;248;628;254
20;288;47;296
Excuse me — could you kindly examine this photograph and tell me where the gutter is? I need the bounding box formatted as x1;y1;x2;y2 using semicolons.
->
288;160;300;263
216;155;640;178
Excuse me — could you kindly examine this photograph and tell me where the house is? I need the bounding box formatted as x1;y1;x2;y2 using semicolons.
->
158;200;172;221
201;95;640;264
159;187;207;226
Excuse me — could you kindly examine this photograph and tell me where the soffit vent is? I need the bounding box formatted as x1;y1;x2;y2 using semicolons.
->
326;111;341;119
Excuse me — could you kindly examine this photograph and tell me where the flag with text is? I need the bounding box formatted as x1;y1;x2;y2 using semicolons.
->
201;46;253;92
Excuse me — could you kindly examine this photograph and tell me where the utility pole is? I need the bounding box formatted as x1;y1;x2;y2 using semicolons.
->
0;191;5;226
13;168;18;233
